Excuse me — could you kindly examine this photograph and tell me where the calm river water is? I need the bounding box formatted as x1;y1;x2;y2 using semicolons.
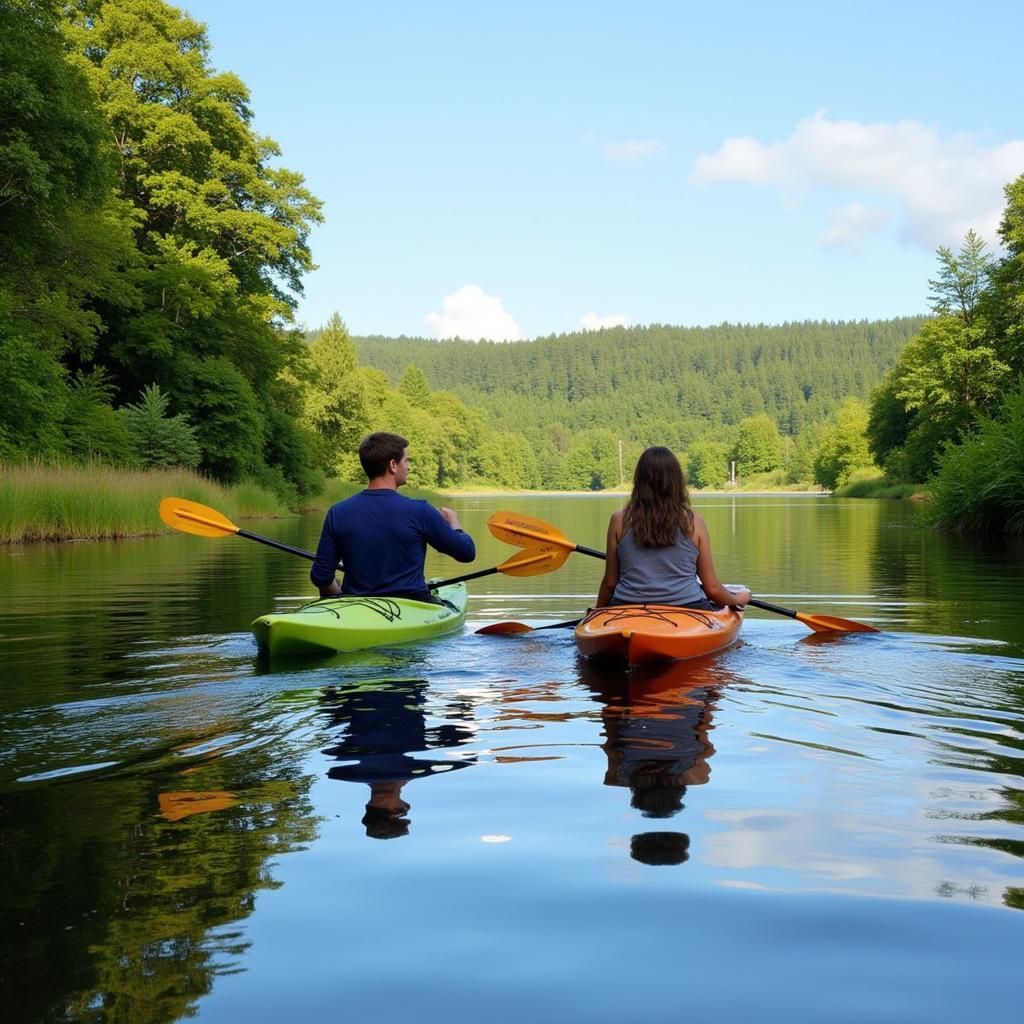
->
2;494;1023;1023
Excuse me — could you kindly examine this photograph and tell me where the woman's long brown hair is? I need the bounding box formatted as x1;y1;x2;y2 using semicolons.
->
623;446;694;546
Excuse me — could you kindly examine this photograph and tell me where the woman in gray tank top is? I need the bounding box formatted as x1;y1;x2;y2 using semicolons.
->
595;447;751;611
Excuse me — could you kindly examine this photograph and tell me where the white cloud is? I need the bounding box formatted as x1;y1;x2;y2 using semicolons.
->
580;312;630;331
424;285;522;342
819;203;892;252
690;111;1024;248
603;139;665;163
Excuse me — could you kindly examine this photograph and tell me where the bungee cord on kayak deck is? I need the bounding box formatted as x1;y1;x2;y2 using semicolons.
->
579;605;722;633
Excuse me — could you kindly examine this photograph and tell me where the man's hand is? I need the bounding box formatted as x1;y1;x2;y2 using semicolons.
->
439;506;463;530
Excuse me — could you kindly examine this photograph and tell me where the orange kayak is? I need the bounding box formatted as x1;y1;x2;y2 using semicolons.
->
574;604;743;667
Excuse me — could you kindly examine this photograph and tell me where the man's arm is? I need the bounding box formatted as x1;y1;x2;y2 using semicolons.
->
310;510;344;596
423;505;476;563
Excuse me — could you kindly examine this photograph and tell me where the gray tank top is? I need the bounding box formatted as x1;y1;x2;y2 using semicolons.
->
612;526;705;606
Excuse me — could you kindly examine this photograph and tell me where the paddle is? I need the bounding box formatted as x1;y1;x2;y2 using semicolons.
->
476;618;582;635
487;509;879;634
159;497;568;591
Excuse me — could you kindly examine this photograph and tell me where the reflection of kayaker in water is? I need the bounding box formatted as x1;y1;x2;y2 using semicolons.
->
320;680;475;839
581;661;718;865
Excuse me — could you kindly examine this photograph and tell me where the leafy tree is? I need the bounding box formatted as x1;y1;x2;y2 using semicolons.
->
990;173;1024;375
786;421;828;485
686;440;730;489
175;356;264;481
733;414;783;476
813;399;876;490
892;316;1008;420
288;314;369;473
57;0;323;493
928;229;993;326
63;369;137;464
120;383;201;468
0;0;136;457
398;365;433;408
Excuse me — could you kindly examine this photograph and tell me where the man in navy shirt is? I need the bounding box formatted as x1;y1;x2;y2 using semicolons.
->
310;431;476;601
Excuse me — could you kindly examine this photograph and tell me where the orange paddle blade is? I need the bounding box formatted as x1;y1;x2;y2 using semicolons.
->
796;612;879;633
488;510;575;550
499;545;570;577
476;621;536;635
476;618;582;635
160;497;240;538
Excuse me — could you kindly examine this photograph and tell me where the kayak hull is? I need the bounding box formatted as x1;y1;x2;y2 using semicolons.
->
574;604;743;667
251;583;468;656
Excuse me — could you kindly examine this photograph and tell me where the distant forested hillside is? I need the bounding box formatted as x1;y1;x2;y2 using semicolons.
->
353;319;923;442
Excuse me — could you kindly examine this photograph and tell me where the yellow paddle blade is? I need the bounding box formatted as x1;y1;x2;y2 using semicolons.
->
159;497;240;538
488;510;574;550
499;545;570;577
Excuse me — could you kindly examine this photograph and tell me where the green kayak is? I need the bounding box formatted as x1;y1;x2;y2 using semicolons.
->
251;583;468;656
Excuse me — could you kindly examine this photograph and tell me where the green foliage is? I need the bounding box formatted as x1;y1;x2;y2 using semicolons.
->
288;314;369;475
398;364;433;408
893;315;1009;417
926;382;1024;535
176;356;264;482
63;369;137;464
0;327;69;459
868;227;1017;487
119;383;201;468
813;399;877;490
786;421;827;485
928;229;993;325
733;414;783;476
686;439;730;489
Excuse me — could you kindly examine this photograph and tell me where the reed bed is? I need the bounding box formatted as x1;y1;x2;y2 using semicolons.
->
0;463;288;543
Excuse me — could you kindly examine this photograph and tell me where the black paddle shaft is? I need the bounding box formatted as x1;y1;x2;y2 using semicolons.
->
747;597;797;619
237;529;326;564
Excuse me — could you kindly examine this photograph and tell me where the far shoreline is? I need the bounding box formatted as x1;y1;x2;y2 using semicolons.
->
441;488;830;498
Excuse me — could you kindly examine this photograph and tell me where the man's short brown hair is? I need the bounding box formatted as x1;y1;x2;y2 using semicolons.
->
358;432;408;479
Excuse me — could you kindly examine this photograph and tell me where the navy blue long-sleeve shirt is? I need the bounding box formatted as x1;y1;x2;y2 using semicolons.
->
310;489;475;599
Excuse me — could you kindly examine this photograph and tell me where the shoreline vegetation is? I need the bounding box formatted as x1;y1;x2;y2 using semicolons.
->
1;463;925;545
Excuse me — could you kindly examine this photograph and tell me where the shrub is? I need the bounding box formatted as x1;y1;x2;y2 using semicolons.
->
926;384;1024;534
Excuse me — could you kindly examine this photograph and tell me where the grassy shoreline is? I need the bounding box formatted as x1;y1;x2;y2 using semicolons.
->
0;464;293;544
1;463;924;545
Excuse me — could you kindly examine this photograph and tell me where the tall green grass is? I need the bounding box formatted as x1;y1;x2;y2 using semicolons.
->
0;463;288;543
832;469;922;499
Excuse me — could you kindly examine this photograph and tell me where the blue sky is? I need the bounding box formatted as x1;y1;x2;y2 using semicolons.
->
183;0;1024;340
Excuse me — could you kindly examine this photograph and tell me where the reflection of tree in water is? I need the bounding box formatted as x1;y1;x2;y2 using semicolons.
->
579;659;724;866
319;680;477;839
2;756;318;1023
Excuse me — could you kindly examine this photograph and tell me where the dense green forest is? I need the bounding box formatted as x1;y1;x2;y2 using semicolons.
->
351;319;923;489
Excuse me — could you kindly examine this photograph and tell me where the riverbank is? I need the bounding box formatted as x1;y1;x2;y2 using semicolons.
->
0;464;292;544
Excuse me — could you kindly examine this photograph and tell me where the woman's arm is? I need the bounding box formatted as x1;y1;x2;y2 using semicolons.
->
693;514;750;607
596;510;625;606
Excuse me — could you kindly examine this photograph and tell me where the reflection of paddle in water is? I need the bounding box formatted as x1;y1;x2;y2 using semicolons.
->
579;658;724;866
319;680;476;839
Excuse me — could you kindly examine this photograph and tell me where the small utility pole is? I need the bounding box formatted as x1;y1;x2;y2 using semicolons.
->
730;460;736;486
